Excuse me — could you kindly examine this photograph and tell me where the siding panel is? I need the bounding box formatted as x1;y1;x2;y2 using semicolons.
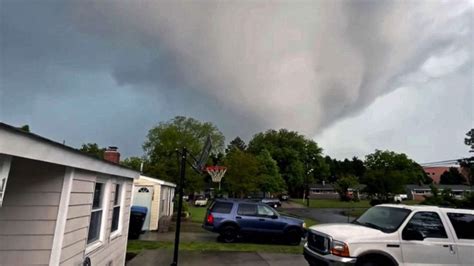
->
0;235;54;250
0;221;56;235
71;180;95;193
0;251;51;265
63;228;88;248
69;193;94;206
60;239;86;263
3;192;61;206
67;205;91;219
0;206;59;220
65;216;90;233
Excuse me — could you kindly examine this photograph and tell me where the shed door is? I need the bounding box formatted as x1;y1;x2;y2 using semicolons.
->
133;186;153;230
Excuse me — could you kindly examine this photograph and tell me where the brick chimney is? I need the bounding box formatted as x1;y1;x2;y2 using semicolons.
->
104;146;120;164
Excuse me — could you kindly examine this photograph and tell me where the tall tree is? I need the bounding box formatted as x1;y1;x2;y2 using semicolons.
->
247;129;325;196
79;143;105;159
223;150;259;198
256;150;286;197
19;125;30;132
226;137;247;153
143;116;225;193
362;150;427;201
440;167;466;185
459;128;474;185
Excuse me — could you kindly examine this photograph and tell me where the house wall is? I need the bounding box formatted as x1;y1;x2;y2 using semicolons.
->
0;157;65;265
133;178;161;231
60;169;133;266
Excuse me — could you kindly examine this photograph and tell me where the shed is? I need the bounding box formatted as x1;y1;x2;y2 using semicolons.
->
0;123;139;265
132;176;176;231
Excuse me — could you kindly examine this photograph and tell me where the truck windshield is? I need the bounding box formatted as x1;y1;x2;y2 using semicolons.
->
353;206;411;233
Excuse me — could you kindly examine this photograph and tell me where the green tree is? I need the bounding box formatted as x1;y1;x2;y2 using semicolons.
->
226;137;247;153
459;128;474;185
256;150;286;197
440;167;466;185
223;150;259;198
143;116;225;193
247;129;324;196
79;143;105;159
19;125;30;132
121;156;144;172
334;175;359;201
362;150;427;201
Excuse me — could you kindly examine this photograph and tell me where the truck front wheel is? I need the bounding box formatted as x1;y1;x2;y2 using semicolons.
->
356;254;395;266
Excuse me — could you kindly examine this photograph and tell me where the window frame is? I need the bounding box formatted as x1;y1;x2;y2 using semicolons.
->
237;203;258;216
110;180;126;239
402;211;448;240
257;204;276;217
86;177;111;254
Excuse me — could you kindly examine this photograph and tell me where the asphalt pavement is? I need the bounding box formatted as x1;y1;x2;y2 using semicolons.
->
127;250;308;266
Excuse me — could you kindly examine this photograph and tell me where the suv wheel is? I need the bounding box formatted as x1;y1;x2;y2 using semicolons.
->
220;225;238;243
285;228;301;245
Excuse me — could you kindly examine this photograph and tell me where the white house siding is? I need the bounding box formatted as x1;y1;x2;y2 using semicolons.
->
60;169;133;266
0;157;65;265
133;178;162;231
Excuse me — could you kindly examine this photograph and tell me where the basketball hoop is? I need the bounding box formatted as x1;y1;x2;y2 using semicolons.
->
205;166;227;190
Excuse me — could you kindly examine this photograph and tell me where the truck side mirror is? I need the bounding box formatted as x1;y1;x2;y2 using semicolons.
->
403;228;424;241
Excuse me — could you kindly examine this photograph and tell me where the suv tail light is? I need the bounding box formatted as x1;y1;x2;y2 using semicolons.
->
206;213;214;225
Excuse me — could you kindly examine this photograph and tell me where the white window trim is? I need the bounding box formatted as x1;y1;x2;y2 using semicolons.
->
86;177;111;254
110;179;126;240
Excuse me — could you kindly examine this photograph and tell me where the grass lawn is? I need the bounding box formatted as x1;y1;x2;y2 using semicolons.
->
291;198;371;208
127;240;302;254
188;205;207;223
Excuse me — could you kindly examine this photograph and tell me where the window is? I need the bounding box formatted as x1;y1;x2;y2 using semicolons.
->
447;213;474;240
138;187;150;193
257;205;275;216
111;183;121;233
403;212;447;239
88;182;104;244
237;203;257;216
354;206;411;233
211;202;233;214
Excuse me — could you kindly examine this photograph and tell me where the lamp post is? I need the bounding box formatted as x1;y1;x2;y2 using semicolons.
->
306;168;314;207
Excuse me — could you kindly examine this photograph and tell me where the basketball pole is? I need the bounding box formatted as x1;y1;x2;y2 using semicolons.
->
171;148;186;266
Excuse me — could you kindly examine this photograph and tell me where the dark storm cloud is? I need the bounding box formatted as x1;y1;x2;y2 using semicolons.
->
1;0;472;159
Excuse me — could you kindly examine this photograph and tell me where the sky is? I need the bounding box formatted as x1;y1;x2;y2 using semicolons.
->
0;0;472;163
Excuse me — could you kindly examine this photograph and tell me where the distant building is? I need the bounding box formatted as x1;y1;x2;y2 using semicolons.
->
406;184;474;201
422;166;469;184
309;182;366;200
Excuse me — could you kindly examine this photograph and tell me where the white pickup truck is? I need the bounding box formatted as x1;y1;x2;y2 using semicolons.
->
304;204;474;266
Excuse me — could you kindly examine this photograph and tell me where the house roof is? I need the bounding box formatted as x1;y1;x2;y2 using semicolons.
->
0;122;139;179
138;175;177;187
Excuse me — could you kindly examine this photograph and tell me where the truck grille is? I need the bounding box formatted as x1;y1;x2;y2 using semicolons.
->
307;231;330;254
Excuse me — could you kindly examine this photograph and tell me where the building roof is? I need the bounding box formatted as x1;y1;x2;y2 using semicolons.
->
138;175;177;187
0;122;139;179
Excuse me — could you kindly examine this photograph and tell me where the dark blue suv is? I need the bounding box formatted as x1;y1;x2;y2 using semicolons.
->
202;199;306;245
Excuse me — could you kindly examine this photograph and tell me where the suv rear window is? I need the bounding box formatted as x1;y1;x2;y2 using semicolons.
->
210;202;233;214
447;213;474;240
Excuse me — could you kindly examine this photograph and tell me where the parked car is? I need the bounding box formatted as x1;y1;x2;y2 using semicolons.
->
304;204;474;266
203;199;306;245
279;194;289;201
393;194;408;203
261;198;282;208
194;195;208;207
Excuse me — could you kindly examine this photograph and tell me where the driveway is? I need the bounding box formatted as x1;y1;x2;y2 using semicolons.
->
127;250;308;266
282;207;357;224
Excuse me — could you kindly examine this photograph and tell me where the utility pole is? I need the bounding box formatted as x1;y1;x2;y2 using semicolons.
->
171;148;186;266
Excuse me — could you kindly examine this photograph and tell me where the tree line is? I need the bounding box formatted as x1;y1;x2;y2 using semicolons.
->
79;116;473;200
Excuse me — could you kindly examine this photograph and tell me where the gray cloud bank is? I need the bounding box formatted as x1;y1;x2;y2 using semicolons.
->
1;0;472;158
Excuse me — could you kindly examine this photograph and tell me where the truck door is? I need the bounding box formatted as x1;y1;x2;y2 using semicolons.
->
400;211;459;265
446;212;474;266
